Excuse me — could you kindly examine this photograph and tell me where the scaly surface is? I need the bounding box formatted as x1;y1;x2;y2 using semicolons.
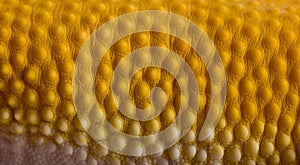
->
0;0;300;164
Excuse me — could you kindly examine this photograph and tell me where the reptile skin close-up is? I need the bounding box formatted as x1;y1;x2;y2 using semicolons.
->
0;0;300;164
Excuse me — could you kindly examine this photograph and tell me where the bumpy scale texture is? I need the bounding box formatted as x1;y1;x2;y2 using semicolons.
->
0;0;300;164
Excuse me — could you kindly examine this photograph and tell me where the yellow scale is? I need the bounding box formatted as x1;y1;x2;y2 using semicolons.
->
0;0;299;164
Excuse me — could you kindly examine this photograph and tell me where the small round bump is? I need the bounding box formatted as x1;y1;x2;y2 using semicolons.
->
226;107;241;125
12;35;27;48
35;11;51;24
24;67;38;85
227;85;238;99
61;102;75;117
11;52;26;68
7;95;17;108
287;93;299;106
210;144;224;160
9;79;24;94
229;17;241;27
41;108;54;122
0;108;11;123
32;47;49;64
245;139;259;155
174;38;189;52
282;149;296;163
215;30;230;42
161;107;176;123
40;123;52;136
208;16;222;27
44;68;59;84
145;68;160;82
43;90;57;105
182;111;196;127
87;157;97;165
251;119;264;137
23;89;39;107
134;52;151;66
13;109;22;121
258;87;272;101
254;67;268;81
60;61;74;74
265;102;281;121
187;56;200;72
183;130;195;143
239;79;255;95
62;144;73;155
168;146;180;160
266;18;280;29
280;30;295;42
76;149;87;161
159;79;173;94
196;149;207;162
260;140;274;156
59;82;72;98
243;25;259;38
74;133;88;146
135;82;150;98
288;47;300;62
62;13;76;24
31;26;44;38
263;36;278;49
227;146;241;163
172;3;187;13
269;153;280;164
276;133;291;149
145;118;161;133
244;10;259;19
53;134;64;145
73;30;89;43
114;40;129;54
247;48;263;64
96;81;108;96
278;114;294;132
44;142;57;154
264;123;277;138
219;129;233;145
10;122;25;135
164;56;180;74
14;18;29;30
232;41;246;54
25;110;38;125
290;68;300;83
50;24;65;37
241;101;257;121
83;15;97;26
0;12;12;22
120;4;137;13
235;124;249;141
0;79;4;91
229;60;244;77
270;57;287;74
273;78;289;95
183;144;196;158
127;121;141;136
134;33;149;46
0;63;12;79
165;126;180;142
57;119;69;132
54;43;69;56
243;159;256;165
127;142;143;157
0;26;10;39
110;116;124;131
